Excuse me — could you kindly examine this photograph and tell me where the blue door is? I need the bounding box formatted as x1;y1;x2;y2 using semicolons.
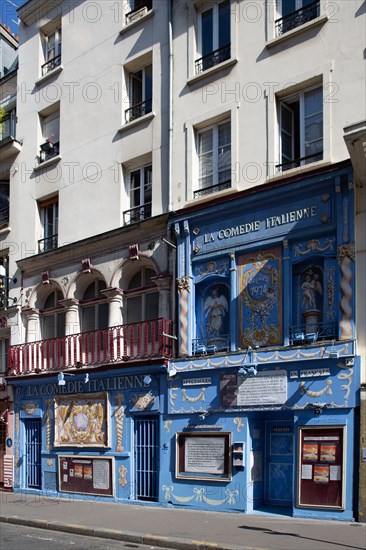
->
265;420;294;506
25;419;42;489
134;416;159;501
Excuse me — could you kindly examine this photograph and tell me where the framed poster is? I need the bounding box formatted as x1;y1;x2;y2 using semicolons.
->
58;455;114;497
54;392;110;448
298;427;345;509
176;432;232;481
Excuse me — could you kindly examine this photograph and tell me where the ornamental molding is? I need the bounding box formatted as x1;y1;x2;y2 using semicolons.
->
337;243;355;263
177;276;191;293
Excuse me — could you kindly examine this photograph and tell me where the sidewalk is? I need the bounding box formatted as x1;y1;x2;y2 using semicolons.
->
0;492;365;550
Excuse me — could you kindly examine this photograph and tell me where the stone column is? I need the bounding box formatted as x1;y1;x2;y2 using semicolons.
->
23;307;40;343
152;275;172;319
22;307;40;374
101;287;124;327
59;298;80;367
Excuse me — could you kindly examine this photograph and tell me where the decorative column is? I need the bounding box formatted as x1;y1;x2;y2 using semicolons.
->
229;252;236;351
23;307;40;343
152;275;172;319
59;299;80;367
337;243;355;340
102;287;124;327
282;240;291;346
177;276;191;356
22;307;40;373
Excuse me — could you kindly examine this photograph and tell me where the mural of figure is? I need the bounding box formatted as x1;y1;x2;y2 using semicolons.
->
302;272;322;311
204;287;229;336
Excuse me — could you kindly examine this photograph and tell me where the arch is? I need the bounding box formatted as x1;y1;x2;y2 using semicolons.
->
28;281;64;310
68;268;107;301
111;255;160;291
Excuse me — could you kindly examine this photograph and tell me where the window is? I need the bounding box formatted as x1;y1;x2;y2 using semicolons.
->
0;108;16;142
124;165;152;224
125;64;152;123
278;86;323;172
195;119;231;198
196;0;231;74
0;339;9;374
40;111;60;163
42;27;62;75
126;0;153;22
126;268;159;324
81;280;109;332
39;199;58;252
41;290;65;340
276;0;320;36
0;183;9;227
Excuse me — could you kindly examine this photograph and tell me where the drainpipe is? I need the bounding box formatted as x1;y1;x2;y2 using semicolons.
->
168;0;173;212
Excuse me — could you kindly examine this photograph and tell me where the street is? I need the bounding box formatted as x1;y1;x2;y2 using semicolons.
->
0;523;175;550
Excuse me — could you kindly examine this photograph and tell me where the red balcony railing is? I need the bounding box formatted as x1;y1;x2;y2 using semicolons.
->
8;318;173;376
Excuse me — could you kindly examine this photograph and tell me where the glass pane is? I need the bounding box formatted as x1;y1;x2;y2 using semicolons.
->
199;152;214;178
83;282;96;300
82;305;95;332
131;71;143;105
304;112;323;143
201;9;213;56
44;116;59;143
131;170;141;190
281;0;297;17
43;315;56;339
145;292;159;320
144;64;152;101
57;312;66;338
199;128;213;154
44;291;56;309
98;302;109;330
304;88;322;116
218;121;230;146
144;268;156;285
127;295;142;323
218;0;230;48
129;272;142;289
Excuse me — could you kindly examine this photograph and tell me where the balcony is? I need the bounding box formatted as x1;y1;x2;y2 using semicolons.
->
0;113;21;168
42;54;62;76
125;98;152;124
0;206;9;227
194;179;231;199
275;1;320;36
289;321;337;345
195;44;231;75
276;151;323;173
38;234;58;253
123;203;151;225
8;318;174;377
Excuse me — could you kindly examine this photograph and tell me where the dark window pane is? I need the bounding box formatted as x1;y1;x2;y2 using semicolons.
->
202;9;213;56
218;0;230;48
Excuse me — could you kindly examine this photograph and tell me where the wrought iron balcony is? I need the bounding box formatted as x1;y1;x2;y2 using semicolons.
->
123;203;151;225
275;1;320;36
39;141;60;163
192;335;231;356
0;206;9;226
276;151;323;173
41;54;62;76
194;179;231;199
289;321;337;345
195;44;231;75
125;99;152;123
0;112;16;143
38;234;58;253
8;318;174;376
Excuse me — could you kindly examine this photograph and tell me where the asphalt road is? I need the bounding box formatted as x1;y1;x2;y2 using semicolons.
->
0;523;175;550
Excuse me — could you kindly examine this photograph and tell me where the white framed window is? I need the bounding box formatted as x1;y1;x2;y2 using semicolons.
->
41;290;65;340
124;164;152;224
196;119;231;197
0;107;16;142
125;64;152;123
0;339;9;374
42;27;62;75
81;280;109;333
196;0;231;74
126;268;159;324
40;111;60;162
39;198;58;252
276;0;320;36
278;85;323;172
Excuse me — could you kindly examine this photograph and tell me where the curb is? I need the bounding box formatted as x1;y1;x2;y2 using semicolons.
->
0;515;250;550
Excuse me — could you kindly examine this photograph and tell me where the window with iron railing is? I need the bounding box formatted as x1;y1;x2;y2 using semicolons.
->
0;109;16;142
196;119;231;197
42;28;61;76
124;165;152;224
40;111;60;163
196;0;230;74
39;199;58;253
275;0;320;36
125;65;152;123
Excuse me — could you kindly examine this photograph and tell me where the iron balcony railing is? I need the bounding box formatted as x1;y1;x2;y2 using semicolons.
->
0;113;16;143
8;318;174;376
195;44;231;75
275;0;320;36
0;207;9;226
289;321;337;345
125;98;152;123
39;141;60;163
194;179;231;199
276;151;323;172
38;234;58;253
123;203;151;225
41;54;62;76
192;335;231;356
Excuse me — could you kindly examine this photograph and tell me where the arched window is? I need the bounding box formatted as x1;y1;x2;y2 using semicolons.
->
81;280;109;332
126;268;159;324
41;290;65;339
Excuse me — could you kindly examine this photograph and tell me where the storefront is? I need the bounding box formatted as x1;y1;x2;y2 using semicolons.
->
165;164;359;520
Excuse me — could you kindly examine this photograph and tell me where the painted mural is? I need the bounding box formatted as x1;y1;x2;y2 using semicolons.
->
239;248;282;347
54;392;109;447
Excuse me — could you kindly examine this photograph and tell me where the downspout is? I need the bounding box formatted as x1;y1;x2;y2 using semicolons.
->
168;0;173;212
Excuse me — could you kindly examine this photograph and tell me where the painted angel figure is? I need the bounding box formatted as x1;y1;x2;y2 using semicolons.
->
204;287;229;337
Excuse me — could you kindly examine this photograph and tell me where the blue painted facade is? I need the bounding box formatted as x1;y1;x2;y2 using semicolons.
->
168;164;359;520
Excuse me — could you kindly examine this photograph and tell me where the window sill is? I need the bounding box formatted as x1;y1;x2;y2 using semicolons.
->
118;111;155;133
35;65;63;86
266;15;328;49
185;185;238;207
119;9;154;35
267;158;332;182
187;58;238;86
34;154;61;171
